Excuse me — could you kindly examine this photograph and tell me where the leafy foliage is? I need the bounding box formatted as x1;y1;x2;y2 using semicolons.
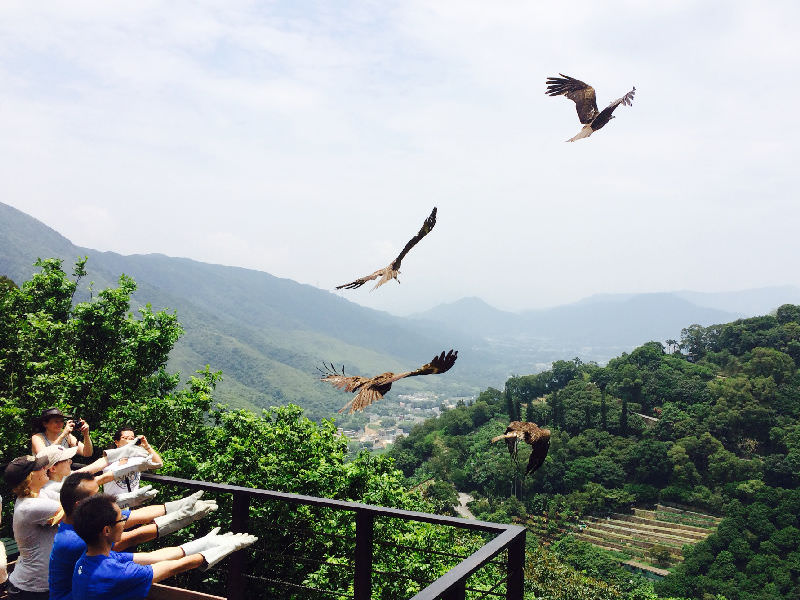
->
392;306;800;599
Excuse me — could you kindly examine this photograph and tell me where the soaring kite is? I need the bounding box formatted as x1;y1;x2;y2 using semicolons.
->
491;421;551;476
320;349;458;413
545;74;635;142
336;207;437;291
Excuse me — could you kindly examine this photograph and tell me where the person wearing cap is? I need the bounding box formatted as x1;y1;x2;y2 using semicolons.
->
35;446;117;504
30;408;93;459
49;473;217;600
70;494;256;600
3;454;61;599
36;445;79;502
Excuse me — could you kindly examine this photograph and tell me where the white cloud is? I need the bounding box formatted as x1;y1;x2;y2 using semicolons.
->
1;1;799;314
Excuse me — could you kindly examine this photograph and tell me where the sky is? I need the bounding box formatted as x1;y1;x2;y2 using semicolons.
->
1;1;799;316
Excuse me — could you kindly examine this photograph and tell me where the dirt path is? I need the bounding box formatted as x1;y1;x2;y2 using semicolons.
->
455;493;475;519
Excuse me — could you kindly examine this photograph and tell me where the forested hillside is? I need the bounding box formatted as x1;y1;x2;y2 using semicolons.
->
3;201;776;422
0;203;485;419
5;257;800;598
1;258;688;599
390;307;800;600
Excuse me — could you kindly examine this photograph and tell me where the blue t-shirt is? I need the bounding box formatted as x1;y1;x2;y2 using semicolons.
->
72;552;153;600
49;524;86;600
50;511;133;600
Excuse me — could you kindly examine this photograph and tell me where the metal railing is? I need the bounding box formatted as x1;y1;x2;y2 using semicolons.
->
141;473;525;600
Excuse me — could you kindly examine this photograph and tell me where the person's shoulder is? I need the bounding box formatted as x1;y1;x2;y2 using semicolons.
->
16;494;61;521
54;525;85;552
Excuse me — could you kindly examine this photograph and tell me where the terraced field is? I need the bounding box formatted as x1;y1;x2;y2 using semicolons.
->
524;504;720;568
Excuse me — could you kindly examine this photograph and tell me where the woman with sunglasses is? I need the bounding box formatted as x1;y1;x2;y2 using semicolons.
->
2;455;61;599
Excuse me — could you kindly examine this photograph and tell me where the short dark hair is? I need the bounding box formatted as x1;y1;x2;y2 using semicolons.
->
61;472;96;517
113;426;135;442
73;494;118;546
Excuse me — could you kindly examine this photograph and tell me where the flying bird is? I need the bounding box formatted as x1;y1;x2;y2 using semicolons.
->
491;421;551;476
545;74;635;142
320;349;458;413
336;207;437;291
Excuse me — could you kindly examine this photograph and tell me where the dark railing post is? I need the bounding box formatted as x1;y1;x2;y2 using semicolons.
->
506;529;525;600
354;511;374;600
441;577;466;600
227;490;251;600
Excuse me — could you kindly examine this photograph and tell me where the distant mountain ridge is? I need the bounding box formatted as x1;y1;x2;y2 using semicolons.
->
411;294;741;346
3;201;797;418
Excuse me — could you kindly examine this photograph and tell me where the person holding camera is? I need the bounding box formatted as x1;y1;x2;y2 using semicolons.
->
30;408;93;459
102;427;163;498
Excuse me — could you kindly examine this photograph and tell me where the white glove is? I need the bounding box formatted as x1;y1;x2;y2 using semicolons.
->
199;533;258;570
164;490;203;515
104;441;150;463
115;485;159;508
180;527;227;556
109;455;162;481
154;498;218;538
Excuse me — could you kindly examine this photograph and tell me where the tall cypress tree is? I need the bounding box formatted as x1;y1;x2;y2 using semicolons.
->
600;388;608;431
551;390;560;428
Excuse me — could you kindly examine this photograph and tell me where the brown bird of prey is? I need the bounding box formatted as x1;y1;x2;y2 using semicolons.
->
336;207;437;291
320;349;458;413
546;74;635;142
491;421;551;476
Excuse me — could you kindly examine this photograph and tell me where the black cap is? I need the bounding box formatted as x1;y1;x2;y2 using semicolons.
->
35;407;73;430
4;455;49;490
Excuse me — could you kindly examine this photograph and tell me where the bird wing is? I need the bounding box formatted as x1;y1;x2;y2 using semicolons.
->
335;267;388;290
321;373;371;393
545;74;599;124
505;435;519;457
319;363;372;392
390;206;437;270
593;86;636;125
338;385;389;414
335;207;437;291
524;433;551;476
388;349;458;382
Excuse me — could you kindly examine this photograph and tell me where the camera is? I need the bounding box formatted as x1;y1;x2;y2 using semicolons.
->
74;418;86;430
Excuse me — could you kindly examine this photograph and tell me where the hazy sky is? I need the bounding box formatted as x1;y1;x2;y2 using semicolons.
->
2;1;798;315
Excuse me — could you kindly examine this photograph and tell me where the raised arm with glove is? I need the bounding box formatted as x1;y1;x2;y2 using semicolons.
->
115;485;159;509
154;496;218;537
108;454;163;481
179;527;258;570
104;440;150;463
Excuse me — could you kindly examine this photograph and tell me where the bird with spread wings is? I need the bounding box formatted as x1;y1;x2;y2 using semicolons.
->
320;349;458;414
491;421;551;476
336;207;437;291
545;74;635;142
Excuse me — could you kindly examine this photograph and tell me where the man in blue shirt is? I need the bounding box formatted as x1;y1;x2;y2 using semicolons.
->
70;495;256;600
50;472;218;600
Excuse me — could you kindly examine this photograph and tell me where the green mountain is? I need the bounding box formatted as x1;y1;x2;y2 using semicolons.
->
4;200;797;422
0;202;485;419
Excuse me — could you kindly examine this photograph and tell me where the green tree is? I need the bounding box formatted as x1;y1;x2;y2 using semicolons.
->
0;258;183;458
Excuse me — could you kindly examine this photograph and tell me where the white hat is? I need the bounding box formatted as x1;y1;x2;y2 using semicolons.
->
36;445;79;468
